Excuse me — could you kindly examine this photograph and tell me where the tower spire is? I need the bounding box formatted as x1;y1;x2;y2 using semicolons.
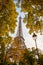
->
17;16;23;37
16;16;26;49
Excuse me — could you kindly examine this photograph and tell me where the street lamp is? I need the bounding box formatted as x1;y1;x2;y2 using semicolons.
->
32;33;37;49
32;33;41;65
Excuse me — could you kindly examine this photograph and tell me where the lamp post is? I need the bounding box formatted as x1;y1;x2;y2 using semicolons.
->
32;33;41;65
32;33;37;50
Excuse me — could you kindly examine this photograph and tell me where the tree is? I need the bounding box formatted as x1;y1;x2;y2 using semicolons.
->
0;37;5;64
0;0;18;35
0;0;18;63
39;55;43;65
19;61;25;65
0;0;18;43
18;0;43;34
22;49;35;65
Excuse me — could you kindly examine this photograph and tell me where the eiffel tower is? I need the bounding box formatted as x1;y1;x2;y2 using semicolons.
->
16;16;26;49
13;16;26;62
6;16;26;63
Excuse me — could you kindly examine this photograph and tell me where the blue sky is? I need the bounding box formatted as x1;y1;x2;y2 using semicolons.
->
9;1;43;51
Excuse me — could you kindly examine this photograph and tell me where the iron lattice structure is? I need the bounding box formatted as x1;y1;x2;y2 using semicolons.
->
17;16;23;37
16;16;26;49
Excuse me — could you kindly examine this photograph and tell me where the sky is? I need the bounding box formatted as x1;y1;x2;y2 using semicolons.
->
9;1;43;51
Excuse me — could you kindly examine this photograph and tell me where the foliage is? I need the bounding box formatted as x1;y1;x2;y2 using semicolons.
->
39;55;43;65
19;61;25;65
18;0;43;34
13;62;17;65
0;37;5;64
0;0;18;36
22;49;35;65
0;0;18;64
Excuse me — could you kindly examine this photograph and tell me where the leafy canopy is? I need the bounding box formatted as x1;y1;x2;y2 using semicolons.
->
18;0;43;34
